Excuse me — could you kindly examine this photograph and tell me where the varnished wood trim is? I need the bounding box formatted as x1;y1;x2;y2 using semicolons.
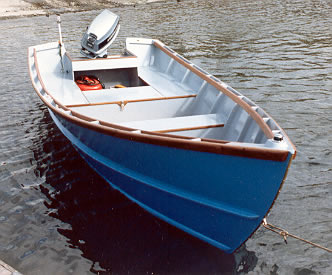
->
156;123;224;133
153;40;275;140
56;109;289;161
33;49;69;111
66;51;137;62
267;117;297;159
29;46;290;162
65;94;197;108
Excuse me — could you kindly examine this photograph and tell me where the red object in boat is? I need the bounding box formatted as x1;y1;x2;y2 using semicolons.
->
75;75;104;91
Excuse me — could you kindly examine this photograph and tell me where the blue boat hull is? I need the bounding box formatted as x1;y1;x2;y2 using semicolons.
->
49;109;292;253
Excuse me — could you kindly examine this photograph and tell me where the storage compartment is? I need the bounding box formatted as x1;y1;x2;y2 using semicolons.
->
74;67;147;89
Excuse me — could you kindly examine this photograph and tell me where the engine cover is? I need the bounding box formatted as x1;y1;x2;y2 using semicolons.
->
81;10;120;58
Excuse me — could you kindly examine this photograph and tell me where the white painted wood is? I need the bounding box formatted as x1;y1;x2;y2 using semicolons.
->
70;97;196;123
72;56;138;71
82;86;162;103
118;113;225;132
138;67;193;96
39;71;88;105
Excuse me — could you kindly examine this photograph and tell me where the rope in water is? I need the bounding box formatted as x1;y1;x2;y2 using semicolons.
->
262;219;332;253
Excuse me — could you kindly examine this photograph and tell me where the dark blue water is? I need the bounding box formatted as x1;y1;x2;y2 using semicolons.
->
0;0;331;274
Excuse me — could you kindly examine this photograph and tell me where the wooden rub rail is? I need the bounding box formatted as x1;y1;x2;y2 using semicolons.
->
65;94;197;108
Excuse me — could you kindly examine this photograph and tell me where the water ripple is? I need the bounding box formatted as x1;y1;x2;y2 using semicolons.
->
0;0;331;274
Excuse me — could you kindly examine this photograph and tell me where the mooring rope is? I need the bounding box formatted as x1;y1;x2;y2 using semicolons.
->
262;219;332;253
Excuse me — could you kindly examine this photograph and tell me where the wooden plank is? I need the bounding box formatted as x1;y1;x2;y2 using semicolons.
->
33;48;69;111
72;56;138;71
0;259;22;275
156;123;224;133
66;51;137;62
119;113;225;133
65;94;197;108
138;67;194;97
82;86;162;103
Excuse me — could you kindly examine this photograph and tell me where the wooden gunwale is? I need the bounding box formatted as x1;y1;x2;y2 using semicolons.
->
153;40;275;140
262;111;297;159
33;49;69;111
30;46;290;162
65;52;137;62
65;94;197;108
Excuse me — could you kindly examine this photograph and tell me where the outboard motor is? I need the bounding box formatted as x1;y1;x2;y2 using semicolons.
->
81;10;120;59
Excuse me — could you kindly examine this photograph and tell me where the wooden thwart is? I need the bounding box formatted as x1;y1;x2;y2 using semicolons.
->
156;123;224;133
65;94;196;108
119;113;225;134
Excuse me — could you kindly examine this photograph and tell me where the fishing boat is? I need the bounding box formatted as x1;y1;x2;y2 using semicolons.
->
28;10;296;253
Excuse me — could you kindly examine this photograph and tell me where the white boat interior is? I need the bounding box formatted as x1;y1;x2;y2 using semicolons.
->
30;38;295;153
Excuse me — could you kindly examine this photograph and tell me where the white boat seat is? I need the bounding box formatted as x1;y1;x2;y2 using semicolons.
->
82;86;162;103
65;93;196;108
138;67;194;97
40;72;89;105
118;113;225;133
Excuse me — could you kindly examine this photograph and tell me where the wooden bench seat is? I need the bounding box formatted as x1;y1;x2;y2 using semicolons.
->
118;113;225;133
40;72;89;106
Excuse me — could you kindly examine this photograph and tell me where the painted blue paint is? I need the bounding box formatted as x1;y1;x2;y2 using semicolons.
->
50;110;291;253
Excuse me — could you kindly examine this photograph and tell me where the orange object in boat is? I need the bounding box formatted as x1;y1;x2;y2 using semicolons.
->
75;75;104;91
113;84;127;88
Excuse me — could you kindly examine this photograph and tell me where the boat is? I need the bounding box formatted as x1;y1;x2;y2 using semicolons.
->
28;10;296;253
